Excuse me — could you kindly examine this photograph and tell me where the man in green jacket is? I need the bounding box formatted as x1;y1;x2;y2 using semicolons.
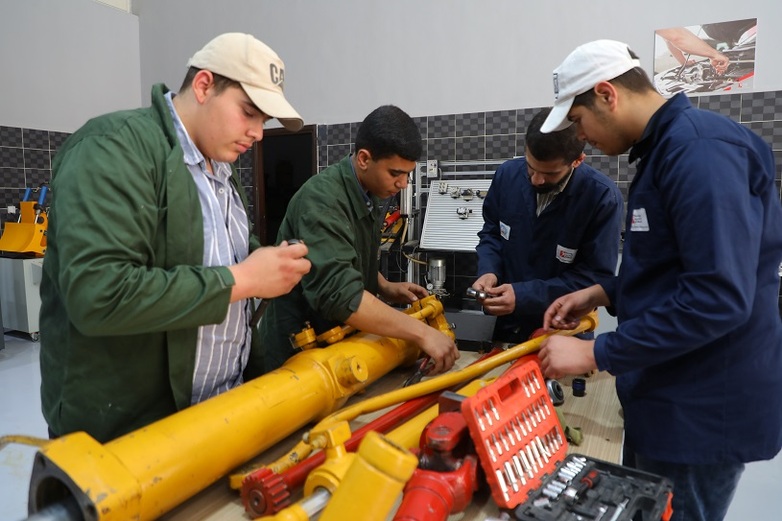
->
40;33;311;443
260;105;459;374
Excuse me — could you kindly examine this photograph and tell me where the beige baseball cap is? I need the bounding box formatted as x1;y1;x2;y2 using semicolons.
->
188;33;303;132
541;40;641;133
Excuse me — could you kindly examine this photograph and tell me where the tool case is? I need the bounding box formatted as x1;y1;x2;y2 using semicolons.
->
461;357;673;520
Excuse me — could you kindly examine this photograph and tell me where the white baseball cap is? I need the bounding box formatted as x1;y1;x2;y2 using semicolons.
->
188;33;304;132
541;40;641;133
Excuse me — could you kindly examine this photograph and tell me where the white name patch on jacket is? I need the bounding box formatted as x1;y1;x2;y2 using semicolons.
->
631;208;650;232
500;221;511;240
556;245;577;264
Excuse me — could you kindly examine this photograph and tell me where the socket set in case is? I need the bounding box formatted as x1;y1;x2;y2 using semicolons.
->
461;356;673;519
461;356;567;509
513;453;673;521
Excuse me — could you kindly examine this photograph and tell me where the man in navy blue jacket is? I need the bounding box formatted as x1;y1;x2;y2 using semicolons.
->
538;40;782;521
472;108;623;343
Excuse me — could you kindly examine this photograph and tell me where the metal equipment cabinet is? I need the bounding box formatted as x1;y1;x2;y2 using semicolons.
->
0;257;43;340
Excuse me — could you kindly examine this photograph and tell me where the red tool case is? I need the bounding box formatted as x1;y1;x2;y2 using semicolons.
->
461;358;673;520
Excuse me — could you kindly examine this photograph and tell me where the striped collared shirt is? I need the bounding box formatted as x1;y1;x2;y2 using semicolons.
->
165;91;252;404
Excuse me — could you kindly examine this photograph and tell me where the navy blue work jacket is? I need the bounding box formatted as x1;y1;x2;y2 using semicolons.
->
596;93;782;464
476;157;623;342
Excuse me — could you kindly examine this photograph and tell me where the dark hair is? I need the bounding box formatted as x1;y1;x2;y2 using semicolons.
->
572;64;655;109
525;108;585;163
178;66;242;94
355;105;423;162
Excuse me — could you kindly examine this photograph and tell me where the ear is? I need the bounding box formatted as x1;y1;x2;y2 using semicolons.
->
355;148;373;170
571;152;586;169
593;81;618;109
191;70;215;104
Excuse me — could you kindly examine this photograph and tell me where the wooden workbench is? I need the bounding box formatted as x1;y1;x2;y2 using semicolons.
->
162;351;623;520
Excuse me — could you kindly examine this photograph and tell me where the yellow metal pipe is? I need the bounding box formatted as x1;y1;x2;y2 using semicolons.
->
25;296;451;521
255;378;496;521
265;312;597;474
384;377;495;450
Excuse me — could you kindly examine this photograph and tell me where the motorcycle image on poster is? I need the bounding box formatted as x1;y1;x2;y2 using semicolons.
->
653;18;756;97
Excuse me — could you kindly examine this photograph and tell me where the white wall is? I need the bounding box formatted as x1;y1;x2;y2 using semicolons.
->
0;0;140;133
2;0;778;131
135;0;781;125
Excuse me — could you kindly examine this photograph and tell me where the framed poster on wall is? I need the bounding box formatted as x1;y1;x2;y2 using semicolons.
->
653;18;756;97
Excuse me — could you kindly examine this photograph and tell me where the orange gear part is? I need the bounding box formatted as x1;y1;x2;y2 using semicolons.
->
241;467;292;518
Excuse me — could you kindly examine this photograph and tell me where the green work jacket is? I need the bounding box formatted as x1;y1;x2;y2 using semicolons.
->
39;84;261;442
259;156;381;371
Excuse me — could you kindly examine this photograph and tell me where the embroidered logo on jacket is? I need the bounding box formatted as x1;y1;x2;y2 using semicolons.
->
556;245;577;264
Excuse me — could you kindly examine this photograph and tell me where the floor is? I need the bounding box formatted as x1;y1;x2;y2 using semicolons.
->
1;329;781;521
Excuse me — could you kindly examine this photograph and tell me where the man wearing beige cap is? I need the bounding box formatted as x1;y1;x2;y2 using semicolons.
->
40;33;311;442
536;40;782;521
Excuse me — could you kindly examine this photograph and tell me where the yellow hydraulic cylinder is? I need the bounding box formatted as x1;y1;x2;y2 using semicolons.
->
318;431;418;521
25;296;451;521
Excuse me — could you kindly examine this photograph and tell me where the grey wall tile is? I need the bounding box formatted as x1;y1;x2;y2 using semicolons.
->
456;112;485;137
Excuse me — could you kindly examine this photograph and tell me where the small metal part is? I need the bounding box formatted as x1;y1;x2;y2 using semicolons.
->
536;436;550;461
559;467;577;480
511;420;522;443
474;410;485;431
512;455;526;485
486;439;497;462
515;416;528;437
572;377;587;397
495;469;510;502
504;462;519;492
483;405;494;426
527;409;537;428
547;480;566;492
402;356;432;387
526;445;539;474
465;287;488;302
499;431;510;452
492;433;503;455
488;398;500;421
519;449;535;479
608;498;629;521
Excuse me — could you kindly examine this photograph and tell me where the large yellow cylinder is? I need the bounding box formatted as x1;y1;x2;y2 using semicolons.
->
27;297;450;521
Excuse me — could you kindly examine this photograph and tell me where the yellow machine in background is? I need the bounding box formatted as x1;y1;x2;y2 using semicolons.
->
0;185;49;257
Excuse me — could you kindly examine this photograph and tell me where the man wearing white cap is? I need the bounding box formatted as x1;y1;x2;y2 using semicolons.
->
537;40;782;521
40;33;311;442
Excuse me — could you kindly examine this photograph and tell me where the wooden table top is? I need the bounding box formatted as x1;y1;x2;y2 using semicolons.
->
162;350;623;521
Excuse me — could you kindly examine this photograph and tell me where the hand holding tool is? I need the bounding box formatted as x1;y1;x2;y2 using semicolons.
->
250;239;304;328
403;356;433;387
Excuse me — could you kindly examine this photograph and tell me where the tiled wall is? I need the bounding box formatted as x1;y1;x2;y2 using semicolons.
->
0;126;256;228
1;90;780;310
317;90;782;309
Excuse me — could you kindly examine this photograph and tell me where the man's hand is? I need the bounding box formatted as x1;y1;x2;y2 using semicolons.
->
481;283;516;316
229;241;310;301
472;273;498;292
418;327;460;375
380;280;429;305
537;336;597;380
543;285;608;331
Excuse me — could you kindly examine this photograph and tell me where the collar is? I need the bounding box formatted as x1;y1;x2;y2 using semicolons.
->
628;93;691;164
164;91;208;168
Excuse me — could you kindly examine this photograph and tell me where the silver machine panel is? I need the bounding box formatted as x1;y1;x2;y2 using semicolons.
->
419;177;493;252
